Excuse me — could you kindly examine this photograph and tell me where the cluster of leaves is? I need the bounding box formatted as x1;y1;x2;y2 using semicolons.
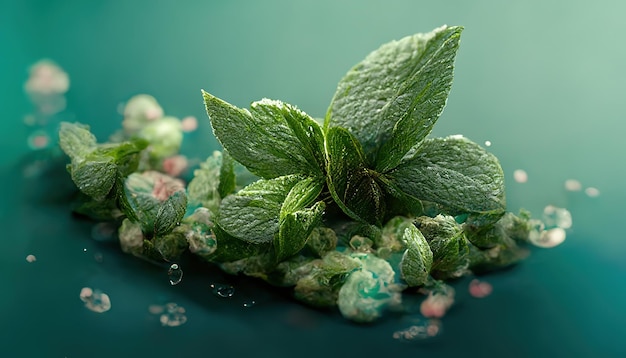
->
59;25;539;323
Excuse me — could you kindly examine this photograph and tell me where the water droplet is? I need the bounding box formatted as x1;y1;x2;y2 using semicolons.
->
26;254;37;263
484;140;492;147
168;263;183;285
564;179;582;191
468;279;493;298
210;283;235;298
393;319;442;341
513;169;528;183
159;302;187;327
530;227;566;248
243;300;256;308
542;205;572;229
83;248;87;252
585;187;600;197
79;287;111;313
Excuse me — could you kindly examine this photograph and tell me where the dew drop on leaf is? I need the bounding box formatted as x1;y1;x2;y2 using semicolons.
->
168;263;183;285
210;283;235;298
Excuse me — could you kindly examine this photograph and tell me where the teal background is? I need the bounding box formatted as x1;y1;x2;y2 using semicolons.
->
1;1;625;357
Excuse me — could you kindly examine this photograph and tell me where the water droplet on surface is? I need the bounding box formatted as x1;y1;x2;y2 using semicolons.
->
26;254;37;263
542;205;572;229
393;319;442;341
83;248;87;252
79;287;111;313
243;300;256;308
564;179;582;191
469;279;493;298
585;187;600;197
484;140;492;147
168;263;183;285
210;283;235;298
513;169;528;183
159;303;187;327
530;227;566;248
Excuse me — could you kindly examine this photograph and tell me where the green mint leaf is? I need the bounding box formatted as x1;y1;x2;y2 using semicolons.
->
152;226;189;261
218;150;236;198
217;175;303;244
203;91;325;178
59;122;97;160
279;176;325;220
415;215;469;279
400;225;433;286
154;190;188;237
70;161;118;200
388;135;506;217
209;223;268;262
123;173;161;235
325;127;385;225
187;151;235;213
275;201;325;261
325;25;463;169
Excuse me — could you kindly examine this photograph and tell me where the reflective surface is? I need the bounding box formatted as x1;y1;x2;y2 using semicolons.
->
1;1;625;357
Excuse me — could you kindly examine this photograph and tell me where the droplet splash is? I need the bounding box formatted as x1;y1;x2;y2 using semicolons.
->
26;254;37;263
79;287;111;313
210;283;235;298
168;263;183;285
159;303;187;327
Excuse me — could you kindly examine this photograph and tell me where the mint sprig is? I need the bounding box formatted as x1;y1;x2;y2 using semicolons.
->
59;25;556;323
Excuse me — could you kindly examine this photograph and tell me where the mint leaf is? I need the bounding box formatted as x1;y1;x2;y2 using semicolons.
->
217;175;304;244
70;161;118;200
279;176;325;220
123;173;162;235
325;127;385;225
59;122;96;160
325;25;463;169
388;135;506;217
209;223;268;262
154;190;188;237
203;91;325;178
187;151;235;213
400;225;433;286
275;201;325;261
218;150;236;198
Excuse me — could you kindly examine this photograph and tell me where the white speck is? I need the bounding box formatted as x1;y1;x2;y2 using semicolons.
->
484;140;492;147
585;187;600;197
564;179;582;191
513;169;528;183
26;254;37;263
530;227;566;248
83;248;87;252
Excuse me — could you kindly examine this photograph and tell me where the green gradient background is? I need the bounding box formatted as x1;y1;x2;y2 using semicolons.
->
1;1;625;357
